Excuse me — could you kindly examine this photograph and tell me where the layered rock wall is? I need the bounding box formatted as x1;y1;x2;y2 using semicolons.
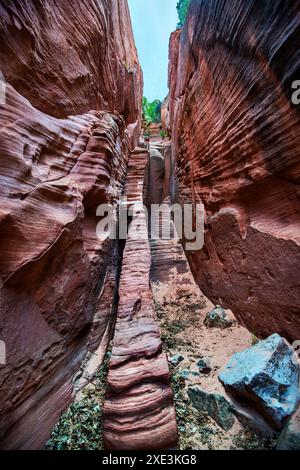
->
103;148;178;450
168;0;300;340
0;0;142;448
0;0;142;126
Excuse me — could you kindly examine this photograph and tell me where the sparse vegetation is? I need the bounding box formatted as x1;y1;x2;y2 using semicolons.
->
160;129;168;139
154;285;276;451
45;398;102;450
155;299;196;350
170;364;215;449
232;430;275;450
155;293;215;449
251;334;260;346
45;350;111;450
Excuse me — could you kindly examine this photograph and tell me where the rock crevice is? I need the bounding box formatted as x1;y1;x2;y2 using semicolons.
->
103;147;178;450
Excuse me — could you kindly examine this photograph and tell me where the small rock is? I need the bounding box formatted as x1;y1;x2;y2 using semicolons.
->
179;369;200;380
218;333;300;429
204;305;233;329
179;369;190;379
196;357;212;374
169;353;184;366
188;386;235;431
191;371;200;377
277;406;300;450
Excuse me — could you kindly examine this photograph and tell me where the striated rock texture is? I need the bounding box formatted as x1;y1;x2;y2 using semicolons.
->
0;0;142;449
0;85;129;450
0;0;142;126
168;0;300;340
103;148;178;450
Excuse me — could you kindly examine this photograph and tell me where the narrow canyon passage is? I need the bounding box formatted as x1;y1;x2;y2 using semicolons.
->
103;146;178;450
0;0;299;453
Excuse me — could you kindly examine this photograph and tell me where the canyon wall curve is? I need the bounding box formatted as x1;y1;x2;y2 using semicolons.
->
0;0;142;449
168;0;300;341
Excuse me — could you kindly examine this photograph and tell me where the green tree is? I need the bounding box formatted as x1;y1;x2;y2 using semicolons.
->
176;0;191;28
142;97;162;124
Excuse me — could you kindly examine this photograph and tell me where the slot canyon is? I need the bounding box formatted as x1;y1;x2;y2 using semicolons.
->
0;0;299;453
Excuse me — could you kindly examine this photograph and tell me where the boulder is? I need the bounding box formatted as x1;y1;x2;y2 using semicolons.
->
229;396;278;438
277;406;300;450
219;334;300;429
204;306;233;329
188;386;235;431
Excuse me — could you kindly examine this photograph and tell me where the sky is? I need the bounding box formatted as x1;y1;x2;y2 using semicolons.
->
128;0;179;102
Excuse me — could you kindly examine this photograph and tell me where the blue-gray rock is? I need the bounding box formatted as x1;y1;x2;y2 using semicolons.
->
218;334;300;429
196;357;212;374
169;353;184;366
277;406;300;450
179;369;190;379
191;371;200;377
179;369;200;380
229;396;278;438
204;305;233;329
188;386;235;430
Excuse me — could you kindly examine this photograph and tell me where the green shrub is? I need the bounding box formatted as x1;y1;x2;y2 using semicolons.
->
176;0;191;28
142;97;162;124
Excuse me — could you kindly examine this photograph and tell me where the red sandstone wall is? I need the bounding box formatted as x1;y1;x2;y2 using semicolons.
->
0;0;142;448
168;0;300;340
0;0;142;125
